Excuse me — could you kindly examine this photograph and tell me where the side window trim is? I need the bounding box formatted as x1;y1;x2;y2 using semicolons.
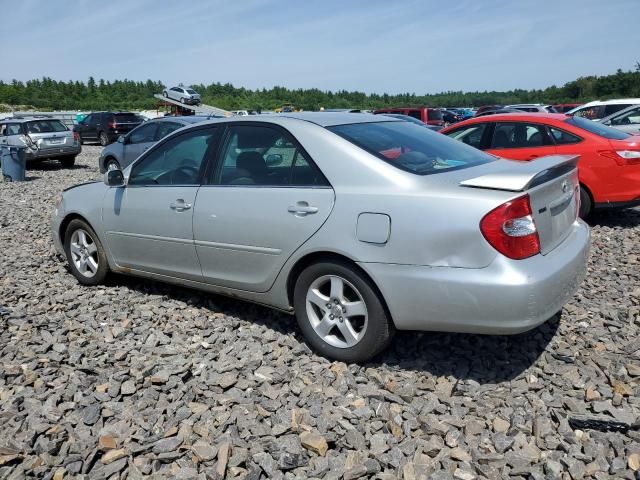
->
204;121;331;188
547;125;584;146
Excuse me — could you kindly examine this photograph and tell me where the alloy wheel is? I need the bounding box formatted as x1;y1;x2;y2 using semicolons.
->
305;275;368;348
69;229;99;278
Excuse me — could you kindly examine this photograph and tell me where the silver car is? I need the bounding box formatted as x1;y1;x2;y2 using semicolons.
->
51;113;590;362
99;116;210;173
162;86;201;105
599;104;640;135
0;116;81;167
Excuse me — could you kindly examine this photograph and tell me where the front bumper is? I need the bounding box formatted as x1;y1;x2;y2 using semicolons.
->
360;220;590;334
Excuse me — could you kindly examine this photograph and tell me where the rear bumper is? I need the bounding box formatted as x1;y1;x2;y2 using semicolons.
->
360;220;590;334
26;145;81;161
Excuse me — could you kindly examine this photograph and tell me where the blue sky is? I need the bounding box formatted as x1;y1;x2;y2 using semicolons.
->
2;0;639;94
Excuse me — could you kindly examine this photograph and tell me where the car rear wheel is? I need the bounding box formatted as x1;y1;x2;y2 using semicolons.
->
60;156;75;168
105;158;120;172
293;261;394;362
64;219;109;285
163;91;168;98
579;185;592;218
99;132;109;146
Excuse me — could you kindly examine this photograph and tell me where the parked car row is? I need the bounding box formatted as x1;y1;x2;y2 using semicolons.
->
52;112;590;362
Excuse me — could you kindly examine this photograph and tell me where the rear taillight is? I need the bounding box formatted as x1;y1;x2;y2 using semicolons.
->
73;132;79;142
598;149;640;166
480;195;540;260
108;121;116;130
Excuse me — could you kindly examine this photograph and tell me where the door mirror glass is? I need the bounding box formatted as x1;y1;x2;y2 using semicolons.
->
104;169;125;187
118;135;126;144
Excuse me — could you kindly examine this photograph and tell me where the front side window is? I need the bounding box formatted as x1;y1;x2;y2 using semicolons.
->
26;120;68;134
610;106;640;126
407;111;422;121
328;121;494;175
490;123;551;149
444;123;489;149
155;122;183;140
129;127;217;186
427;109;442;121
549;127;582;145
128;123;157;144
565;116;630;140
215;125;327;187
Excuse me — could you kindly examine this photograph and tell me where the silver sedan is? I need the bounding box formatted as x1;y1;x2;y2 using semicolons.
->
51;113;590;362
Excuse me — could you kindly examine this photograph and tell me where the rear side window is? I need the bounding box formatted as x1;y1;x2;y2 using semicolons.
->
215;125;328;187
2;123;22;135
565;116;630;140
604;104;630;116
573;105;604;120
427;109;442;121
549;127;582;145
114;113;140;122
490;123;551;148
328;121;493;175
444;123;489;149
25;120;68;133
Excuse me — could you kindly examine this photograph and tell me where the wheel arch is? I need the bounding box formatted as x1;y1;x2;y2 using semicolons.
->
59;213;94;244
285;250;395;326
103;155;119;170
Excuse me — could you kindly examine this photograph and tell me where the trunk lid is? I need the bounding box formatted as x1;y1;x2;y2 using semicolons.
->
29;130;75;150
460;155;580;255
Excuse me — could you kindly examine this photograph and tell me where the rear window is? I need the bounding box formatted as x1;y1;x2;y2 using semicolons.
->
427;109;443;121
114;113;140;122
565;116;630;140
328;121;494;175
25;120;67;133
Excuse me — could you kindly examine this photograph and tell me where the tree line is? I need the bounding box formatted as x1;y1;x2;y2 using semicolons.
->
1;65;639;112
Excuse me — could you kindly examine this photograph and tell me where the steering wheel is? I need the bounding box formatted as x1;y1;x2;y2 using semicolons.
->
170;164;200;184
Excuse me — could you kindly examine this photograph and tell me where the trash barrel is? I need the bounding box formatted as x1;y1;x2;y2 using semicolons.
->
1;145;27;182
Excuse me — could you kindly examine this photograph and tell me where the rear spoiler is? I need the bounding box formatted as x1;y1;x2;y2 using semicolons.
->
460;155;579;192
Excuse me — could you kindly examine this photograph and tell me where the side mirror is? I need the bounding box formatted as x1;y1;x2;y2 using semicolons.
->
265;153;283;166
104;169;125;187
603;119;612;126
118;135;126;144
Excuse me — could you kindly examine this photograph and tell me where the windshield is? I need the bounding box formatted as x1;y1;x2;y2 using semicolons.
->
26;120;68;133
565;116;630;140
186;89;197;94
328;121;494;175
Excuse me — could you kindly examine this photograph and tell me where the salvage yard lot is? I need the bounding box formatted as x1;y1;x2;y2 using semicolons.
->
1;146;640;479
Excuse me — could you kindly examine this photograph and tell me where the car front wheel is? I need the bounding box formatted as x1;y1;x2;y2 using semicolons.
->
64;219;109;285
293;261;394;362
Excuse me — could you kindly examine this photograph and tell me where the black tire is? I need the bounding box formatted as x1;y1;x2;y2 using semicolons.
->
293;260;395;363
163;91;168;98
99;131;109;146
60;156;76;168
63;219;109;286
180;97;186;104
579;185;592;219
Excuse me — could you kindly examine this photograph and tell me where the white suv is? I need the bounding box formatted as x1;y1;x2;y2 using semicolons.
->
567;98;640;120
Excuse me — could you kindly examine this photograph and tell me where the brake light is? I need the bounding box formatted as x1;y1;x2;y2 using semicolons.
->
598;149;640;166
108;120;116;130
73;131;79;142
480;195;540;260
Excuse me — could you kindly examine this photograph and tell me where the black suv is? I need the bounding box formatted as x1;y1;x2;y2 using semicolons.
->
74;112;144;146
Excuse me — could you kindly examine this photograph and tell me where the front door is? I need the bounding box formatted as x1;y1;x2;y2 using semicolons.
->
193;124;334;292
485;121;557;161
102;126;219;280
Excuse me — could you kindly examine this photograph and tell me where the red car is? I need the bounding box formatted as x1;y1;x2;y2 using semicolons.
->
441;113;640;217
373;107;444;126
553;103;582;113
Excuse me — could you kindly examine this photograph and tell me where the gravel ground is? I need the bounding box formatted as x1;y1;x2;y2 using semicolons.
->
1;145;639;479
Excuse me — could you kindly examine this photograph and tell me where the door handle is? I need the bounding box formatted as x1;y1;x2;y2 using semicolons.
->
170;199;192;212
288;201;318;216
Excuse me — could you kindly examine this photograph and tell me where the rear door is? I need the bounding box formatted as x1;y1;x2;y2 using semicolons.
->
193;123;334;292
486;121;557;160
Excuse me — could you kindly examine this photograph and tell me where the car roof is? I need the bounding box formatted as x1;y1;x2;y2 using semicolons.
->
272;112;398;127
3;116;64;123
441;113;569;131
579;98;640;107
